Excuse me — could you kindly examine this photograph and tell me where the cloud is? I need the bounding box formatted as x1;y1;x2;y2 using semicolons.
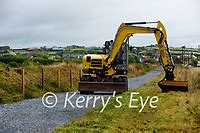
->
0;0;199;48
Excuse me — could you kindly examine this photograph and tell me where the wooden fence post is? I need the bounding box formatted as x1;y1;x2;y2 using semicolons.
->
69;69;72;88
79;70;81;79
57;69;60;88
42;69;44;89
21;69;25;96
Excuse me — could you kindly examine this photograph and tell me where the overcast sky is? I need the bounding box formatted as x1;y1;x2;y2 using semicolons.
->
0;0;199;48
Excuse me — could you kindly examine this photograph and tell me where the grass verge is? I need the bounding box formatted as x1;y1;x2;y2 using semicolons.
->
0;62;81;103
127;63;158;78
55;67;200;132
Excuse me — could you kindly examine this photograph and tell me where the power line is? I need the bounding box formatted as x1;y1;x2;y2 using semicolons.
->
168;35;200;39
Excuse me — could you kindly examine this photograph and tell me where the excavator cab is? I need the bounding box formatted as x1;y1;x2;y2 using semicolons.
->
79;40;128;94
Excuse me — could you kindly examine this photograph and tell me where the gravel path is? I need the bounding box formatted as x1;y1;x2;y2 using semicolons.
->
0;70;161;133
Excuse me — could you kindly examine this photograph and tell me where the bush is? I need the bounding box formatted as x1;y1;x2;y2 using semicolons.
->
128;54;140;63
191;59;198;67
0;56;28;66
8;62;19;67
33;53;48;59
64;58;82;64
70;50;85;54
24;90;33;99
33;58;56;65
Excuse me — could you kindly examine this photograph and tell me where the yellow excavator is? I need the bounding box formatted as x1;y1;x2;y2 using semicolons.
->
78;21;188;93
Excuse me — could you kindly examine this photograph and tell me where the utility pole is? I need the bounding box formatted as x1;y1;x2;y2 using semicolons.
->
181;46;185;65
187;50;190;65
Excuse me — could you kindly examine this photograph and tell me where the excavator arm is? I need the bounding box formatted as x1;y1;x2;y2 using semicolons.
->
107;21;175;80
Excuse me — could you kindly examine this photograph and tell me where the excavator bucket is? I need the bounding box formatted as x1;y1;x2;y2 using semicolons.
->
78;81;128;94
158;80;188;92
